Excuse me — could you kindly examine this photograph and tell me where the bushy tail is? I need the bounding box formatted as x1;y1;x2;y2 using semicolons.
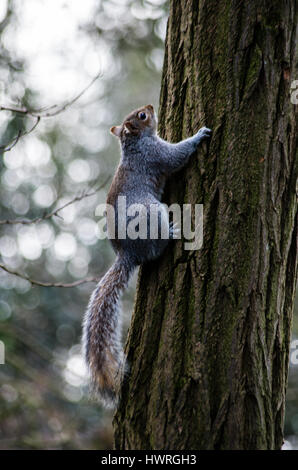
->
82;254;135;407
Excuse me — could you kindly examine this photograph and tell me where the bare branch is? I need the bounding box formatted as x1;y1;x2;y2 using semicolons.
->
0;176;110;287
0;72;101;152
0;175;110;226
0;72;102;118
0;116;40;152
0;262;99;287
34;72;102;117
1;129;21;152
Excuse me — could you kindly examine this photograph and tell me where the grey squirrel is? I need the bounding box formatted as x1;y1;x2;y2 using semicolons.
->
82;104;211;407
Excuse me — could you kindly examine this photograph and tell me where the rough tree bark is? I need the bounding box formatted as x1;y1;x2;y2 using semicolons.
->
114;0;298;450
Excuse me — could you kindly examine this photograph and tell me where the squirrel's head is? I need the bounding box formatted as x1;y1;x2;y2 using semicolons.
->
110;104;157;141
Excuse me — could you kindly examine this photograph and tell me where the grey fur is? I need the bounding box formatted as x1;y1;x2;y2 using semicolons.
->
82;105;211;407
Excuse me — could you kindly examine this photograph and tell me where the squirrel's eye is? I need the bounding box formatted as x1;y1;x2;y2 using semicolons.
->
139;112;147;120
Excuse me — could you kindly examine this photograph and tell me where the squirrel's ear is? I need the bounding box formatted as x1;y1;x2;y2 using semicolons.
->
146;104;154;112
110;126;122;137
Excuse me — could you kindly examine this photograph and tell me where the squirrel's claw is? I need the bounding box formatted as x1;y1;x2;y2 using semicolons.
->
198;127;212;139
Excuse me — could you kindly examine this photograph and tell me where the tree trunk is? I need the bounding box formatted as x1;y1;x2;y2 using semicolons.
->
114;0;298;450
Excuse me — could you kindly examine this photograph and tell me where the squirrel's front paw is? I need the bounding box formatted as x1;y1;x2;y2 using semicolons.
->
197;127;212;140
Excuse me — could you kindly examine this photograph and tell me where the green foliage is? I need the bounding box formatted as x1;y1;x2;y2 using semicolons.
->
0;0;168;449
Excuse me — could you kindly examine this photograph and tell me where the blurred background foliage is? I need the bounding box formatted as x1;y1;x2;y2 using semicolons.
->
0;0;296;450
0;0;168;449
